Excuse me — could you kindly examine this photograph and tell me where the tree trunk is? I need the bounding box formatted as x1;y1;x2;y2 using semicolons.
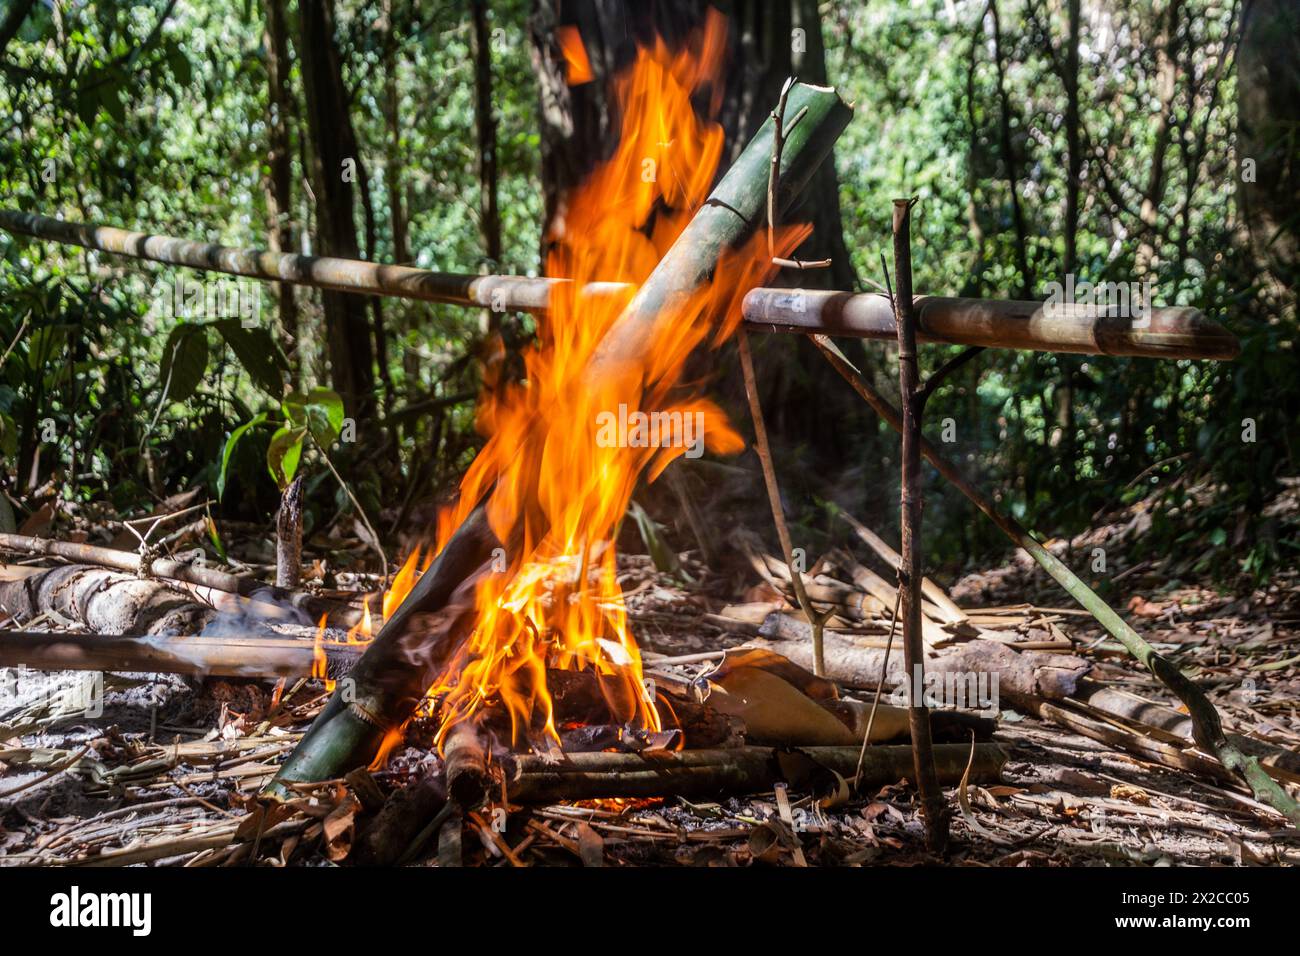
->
1239;0;1300;290
472;0;501;273
296;0;376;422
1062;0;1081;277
987;0;1034;298
381;0;408;266
263;0;299;386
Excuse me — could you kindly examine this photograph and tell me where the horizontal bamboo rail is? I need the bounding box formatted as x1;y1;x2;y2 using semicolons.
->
0;209;1238;361
743;288;1240;360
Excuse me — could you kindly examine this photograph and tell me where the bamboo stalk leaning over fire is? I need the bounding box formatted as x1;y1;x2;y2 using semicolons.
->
260;82;855;802
810;335;1300;827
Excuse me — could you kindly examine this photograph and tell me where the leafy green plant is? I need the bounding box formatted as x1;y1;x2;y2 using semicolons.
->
218;387;387;578
219;387;343;495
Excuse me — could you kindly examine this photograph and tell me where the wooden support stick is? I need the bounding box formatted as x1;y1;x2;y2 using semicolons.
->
891;199;949;853
275;475;304;589
738;331;832;675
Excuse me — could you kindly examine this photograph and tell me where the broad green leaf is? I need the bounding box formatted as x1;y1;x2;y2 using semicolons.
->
159;323;209;403
267;424;307;489
214;320;287;397
281;390;308;427
304;387;344;446
217;412;267;501
0;410;17;458
25;325;67;370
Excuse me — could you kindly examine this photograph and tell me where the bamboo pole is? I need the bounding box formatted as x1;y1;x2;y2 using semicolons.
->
0;629;361;679
743;289;1240;360
504;743;1006;803
262;81;855;801
810;335;1300;827
0;209;1238;360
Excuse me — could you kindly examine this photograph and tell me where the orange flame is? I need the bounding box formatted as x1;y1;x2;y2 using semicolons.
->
557;25;594;85
362;14;808;755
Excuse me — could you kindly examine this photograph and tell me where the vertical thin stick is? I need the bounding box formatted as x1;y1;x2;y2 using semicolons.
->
891;198;949;853
737;330;831;676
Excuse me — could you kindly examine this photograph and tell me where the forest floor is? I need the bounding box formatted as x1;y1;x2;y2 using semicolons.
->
2;484;1299;867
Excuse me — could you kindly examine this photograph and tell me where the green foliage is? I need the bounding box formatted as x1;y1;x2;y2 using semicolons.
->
219;387;345;494
159;323;210;403
0;0;1292;590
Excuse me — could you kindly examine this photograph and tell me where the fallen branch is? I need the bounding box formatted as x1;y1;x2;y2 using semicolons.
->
0;532;359;625
836;514;966;624
0;629;361;680
749;619;1090;702
0;564;215;635
503;743;1006;803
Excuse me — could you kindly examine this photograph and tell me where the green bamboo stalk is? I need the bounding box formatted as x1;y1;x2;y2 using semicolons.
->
812;335;1300;827
262;82;853;801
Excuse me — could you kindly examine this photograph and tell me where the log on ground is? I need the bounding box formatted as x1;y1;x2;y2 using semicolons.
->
504;743;1006;802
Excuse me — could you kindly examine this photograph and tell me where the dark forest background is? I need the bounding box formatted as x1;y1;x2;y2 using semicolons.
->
0;0;1296;590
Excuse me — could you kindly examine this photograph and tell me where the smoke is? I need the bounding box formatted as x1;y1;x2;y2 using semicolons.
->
197;587;315;638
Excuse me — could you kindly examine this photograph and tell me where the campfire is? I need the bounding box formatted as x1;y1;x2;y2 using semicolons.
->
3;1;1281;877
412;18;789;758
273;14;838;796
